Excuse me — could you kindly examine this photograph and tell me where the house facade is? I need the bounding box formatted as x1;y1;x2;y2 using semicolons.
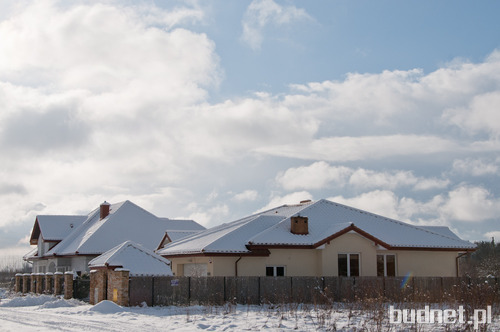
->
25;201;204;275
157;199;476;278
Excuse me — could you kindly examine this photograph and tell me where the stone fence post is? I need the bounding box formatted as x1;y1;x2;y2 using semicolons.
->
45;273;53;294
30;273;36;293
15;274;23;293
54;272;64;295
90;269;108;305
64;271;74;299
22;273;30;293
108;269;130;307
35;273;44;294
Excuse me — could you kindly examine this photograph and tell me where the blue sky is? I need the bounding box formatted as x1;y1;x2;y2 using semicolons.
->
0;0;499;261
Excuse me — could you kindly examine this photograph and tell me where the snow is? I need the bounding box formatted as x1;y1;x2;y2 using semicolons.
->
159;199;475;257
1;289;498;331
45;200;192;256
89;241;172;276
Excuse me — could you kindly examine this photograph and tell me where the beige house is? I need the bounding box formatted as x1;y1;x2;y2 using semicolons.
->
157;199;476;278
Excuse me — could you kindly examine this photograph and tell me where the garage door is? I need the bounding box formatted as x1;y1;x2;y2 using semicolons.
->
183;263;208;276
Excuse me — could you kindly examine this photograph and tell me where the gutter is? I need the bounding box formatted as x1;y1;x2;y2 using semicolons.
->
235;256;242;277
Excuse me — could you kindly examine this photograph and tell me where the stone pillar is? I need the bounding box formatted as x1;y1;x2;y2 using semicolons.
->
45;273;53;294
35;274;44;294
54;272;64;295
64;271;74;299
15;274;23;293
108;269;130;307
22;273;30;293
90;269;108;305
30;273;37;293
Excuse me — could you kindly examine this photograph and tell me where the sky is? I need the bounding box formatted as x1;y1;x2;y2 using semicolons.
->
1;0;500;261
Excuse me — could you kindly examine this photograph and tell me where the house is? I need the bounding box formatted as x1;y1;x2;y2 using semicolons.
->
157;199;476;278
25;201;205;275
89;241;172;276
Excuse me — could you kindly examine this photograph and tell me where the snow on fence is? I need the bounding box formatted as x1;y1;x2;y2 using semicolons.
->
128;276;500;307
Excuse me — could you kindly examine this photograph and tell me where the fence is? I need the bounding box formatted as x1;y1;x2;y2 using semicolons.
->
128;276;500;307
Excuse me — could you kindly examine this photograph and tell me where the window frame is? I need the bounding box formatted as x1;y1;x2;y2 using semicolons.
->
377;253;396;277
265;265;286;277
337;253;360;277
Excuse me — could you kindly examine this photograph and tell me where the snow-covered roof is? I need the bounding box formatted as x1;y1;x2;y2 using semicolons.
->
157;199;476;256
89;241;172;276
45;201;181;256
159;218;206;231
30;215;87;244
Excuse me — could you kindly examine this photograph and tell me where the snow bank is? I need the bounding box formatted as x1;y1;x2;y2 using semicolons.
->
88;300;124;314
0;294;59;307
39;298;82;309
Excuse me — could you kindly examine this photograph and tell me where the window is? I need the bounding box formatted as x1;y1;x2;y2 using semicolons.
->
377;254;396;276
266;266;285;277
338;253;360;276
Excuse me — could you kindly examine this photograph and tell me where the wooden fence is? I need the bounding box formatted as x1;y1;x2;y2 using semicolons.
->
128;276;500;307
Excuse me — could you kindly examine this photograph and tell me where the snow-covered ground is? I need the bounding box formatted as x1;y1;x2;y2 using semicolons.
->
0;289;498;331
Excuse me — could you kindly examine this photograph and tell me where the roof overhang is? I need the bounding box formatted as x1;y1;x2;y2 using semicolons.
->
161;248;271;259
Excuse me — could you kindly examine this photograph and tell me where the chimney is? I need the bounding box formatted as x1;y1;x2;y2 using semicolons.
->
291;215;308;235
100;201;111;220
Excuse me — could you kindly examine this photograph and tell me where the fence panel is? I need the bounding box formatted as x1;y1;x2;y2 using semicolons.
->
354;277;383;299
153;276;190;306
129;276;153;307
127;276;500;307
260;277;291;304
225;277;260;305
414;277;442;302
73;277;90;301
190;277;225;305
384;277;413;302
322;277;340;302
290;276;323;304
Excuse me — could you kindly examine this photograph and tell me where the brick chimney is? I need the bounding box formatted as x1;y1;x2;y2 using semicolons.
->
100;201;111;220
291;216;308;235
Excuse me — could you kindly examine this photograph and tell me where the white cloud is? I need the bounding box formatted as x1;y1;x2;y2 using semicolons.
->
276;162;351;191
329;190;403;221
256;135;464;162
257;191;313;213
443;92;500;138
441;186;500;222
188;203;230;228
276;162;449;192
484;231;500;242
241;0;311;50
329;185;500;226
452;158;500;176
233;190;258;202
